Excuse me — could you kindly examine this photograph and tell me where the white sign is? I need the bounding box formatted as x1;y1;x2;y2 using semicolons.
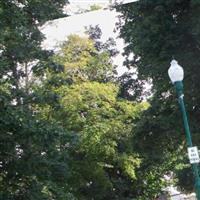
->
188;146;200;164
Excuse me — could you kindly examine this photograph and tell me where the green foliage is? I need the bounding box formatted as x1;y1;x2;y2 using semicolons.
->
0;0;151;196
53;34;116;83
57;35;96;70
39;29;148;198
0;93;73;199
117;0;200;196
89;4;102;11
49;81;146;199
0;0;76;199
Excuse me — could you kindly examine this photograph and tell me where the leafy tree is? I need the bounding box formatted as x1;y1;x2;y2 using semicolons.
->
85;25;119;57
43;31;148;199
116;0;200;196
53;33;118;84
48;81;147;200
0;1;77;199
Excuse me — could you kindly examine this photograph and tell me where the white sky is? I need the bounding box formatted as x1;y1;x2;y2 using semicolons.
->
41;1;139;75
41;9;119;49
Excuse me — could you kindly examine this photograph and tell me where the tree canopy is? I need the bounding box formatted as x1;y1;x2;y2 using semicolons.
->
0;1;149;197
117;0;200;195
0;1;74;199
2;0;199;198
52;81;147;200
42;32;148;199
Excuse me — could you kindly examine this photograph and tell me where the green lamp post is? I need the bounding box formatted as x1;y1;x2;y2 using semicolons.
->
168;59;200;199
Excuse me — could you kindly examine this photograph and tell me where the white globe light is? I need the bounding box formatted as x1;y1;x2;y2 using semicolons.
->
168;59;184;83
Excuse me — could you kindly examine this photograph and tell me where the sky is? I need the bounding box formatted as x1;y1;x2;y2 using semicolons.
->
41;1;138;75
41;9;120;50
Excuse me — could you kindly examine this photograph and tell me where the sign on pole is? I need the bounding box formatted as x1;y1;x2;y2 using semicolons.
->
188;146;200;164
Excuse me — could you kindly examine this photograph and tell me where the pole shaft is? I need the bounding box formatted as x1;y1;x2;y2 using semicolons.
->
178;96;193;147
178;89;200;200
